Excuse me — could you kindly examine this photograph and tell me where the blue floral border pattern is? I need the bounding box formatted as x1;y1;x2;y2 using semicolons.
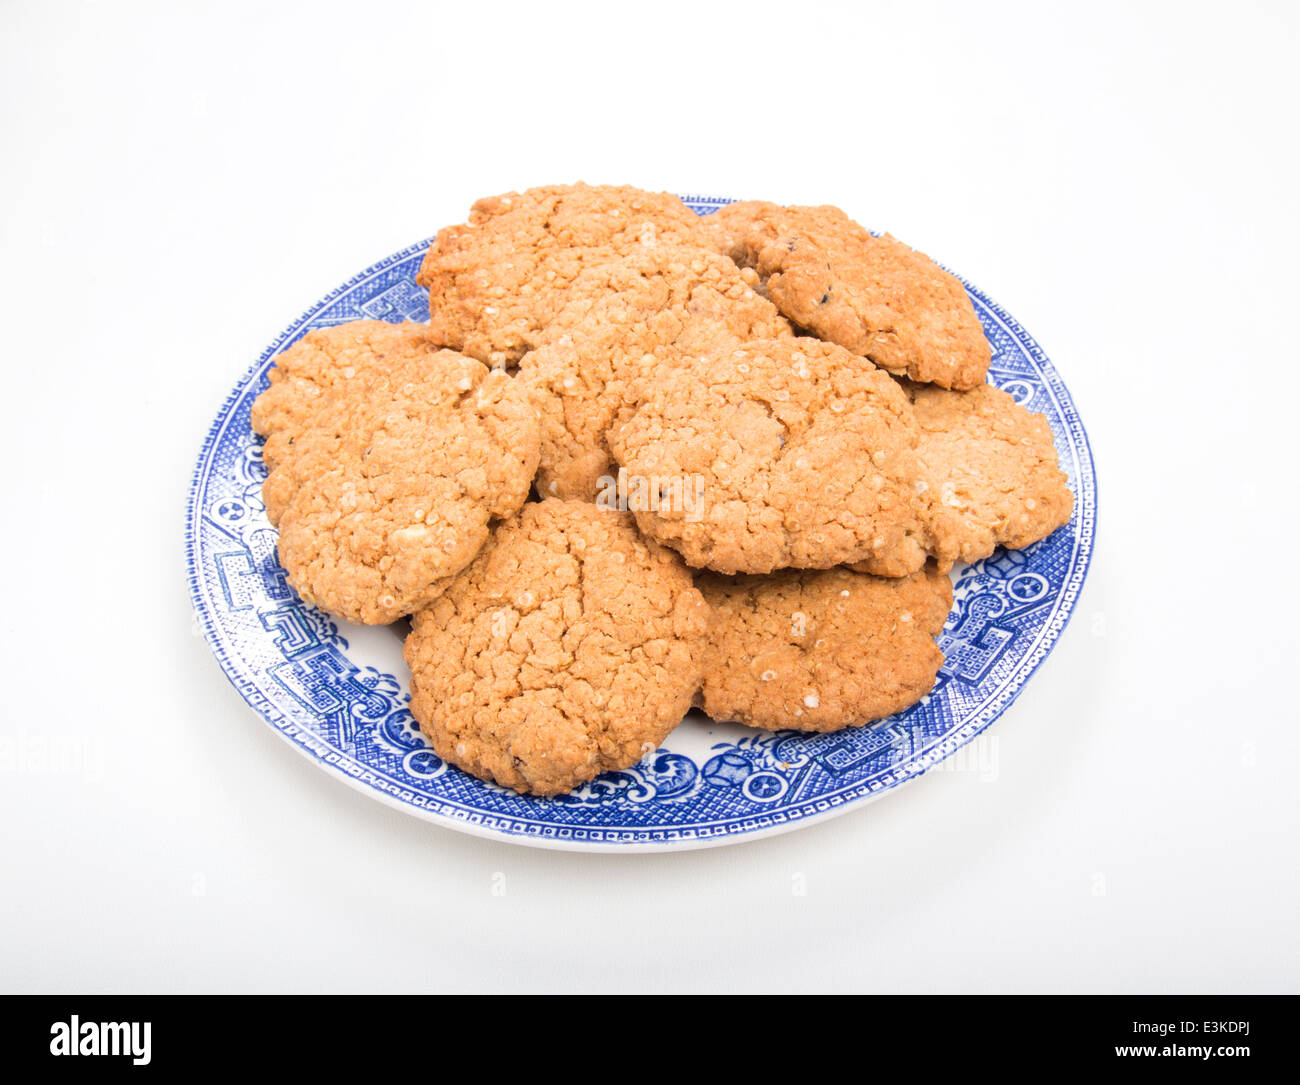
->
185;197;1097;849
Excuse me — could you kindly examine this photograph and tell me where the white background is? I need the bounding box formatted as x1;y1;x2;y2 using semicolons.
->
2;0;1297;993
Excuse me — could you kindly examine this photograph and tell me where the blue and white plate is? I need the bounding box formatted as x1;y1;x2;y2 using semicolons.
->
186;195;1097;851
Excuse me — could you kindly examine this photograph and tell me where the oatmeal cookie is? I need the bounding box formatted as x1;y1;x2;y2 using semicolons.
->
902;381;1073;567
416;183;708;366
403;499;710;796
250;321;540;625
705;201;990;389
606;337;929;576
251;320;430;487
697;565;952;731
519;243;792;500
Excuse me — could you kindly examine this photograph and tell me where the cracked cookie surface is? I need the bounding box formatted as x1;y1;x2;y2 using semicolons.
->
901;380;1074;567
705;201;990;389
250;320;539;625
697;565;952;732
607;337;930;576
403;499;710;796
519;242;792;500
416;183;708;366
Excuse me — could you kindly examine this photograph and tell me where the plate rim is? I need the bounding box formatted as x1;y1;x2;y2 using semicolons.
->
185;204;1097;853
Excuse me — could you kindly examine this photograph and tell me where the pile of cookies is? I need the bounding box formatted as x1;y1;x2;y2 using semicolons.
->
251;184;1072;796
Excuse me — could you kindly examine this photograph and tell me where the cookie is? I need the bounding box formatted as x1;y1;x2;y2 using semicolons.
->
705;201;991;390
250;320;540;625
606;336;929;576
519;243;792;500
251;320;427;490
697;565;952;732
403;499;710;796
901;381;1074;567
416;183;708;366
